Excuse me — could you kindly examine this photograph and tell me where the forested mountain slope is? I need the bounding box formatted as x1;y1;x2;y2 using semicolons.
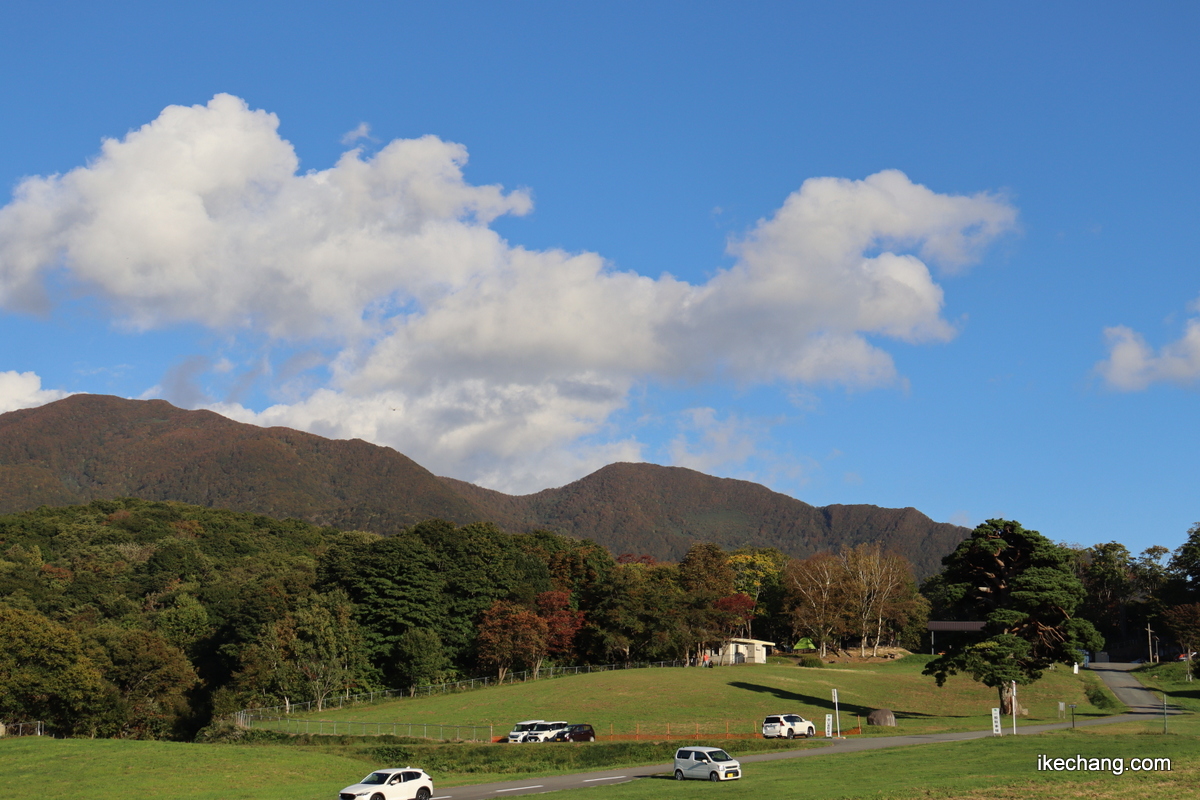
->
444;464;966;577
0;395;966;574
0;394;481;530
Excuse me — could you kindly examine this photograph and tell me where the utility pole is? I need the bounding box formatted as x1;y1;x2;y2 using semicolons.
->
1146;624;1154;663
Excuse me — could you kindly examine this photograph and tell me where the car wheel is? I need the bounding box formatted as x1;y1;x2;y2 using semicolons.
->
371;794;384;800
675;770;685;781
786;728;795;739
806;727;815;738
416;788;431;800
709;772;720;782
588;735;595;742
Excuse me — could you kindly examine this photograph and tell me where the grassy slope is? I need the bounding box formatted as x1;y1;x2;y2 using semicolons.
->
0;737;369;800
262;656;1119;738
548;728;1199;800
4;658;1176;800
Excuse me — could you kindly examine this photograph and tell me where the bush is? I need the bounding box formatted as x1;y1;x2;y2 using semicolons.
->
1081;675;1118;710
194;720;294;744
797;655;825;668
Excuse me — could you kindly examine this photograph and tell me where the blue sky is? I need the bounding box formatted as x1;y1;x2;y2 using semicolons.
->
1;2;1197;557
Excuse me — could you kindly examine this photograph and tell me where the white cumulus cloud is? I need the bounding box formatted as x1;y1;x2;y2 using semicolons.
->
0;95;1017;491
0;371;69;413
1098;318;1200;390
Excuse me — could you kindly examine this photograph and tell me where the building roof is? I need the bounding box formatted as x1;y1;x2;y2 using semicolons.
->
927;621;986;632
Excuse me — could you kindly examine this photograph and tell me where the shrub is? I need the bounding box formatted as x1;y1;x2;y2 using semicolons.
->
797;655;825;668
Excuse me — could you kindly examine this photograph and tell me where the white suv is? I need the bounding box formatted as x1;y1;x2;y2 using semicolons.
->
673;746;741;781
338;767;432;800
762;713;816;739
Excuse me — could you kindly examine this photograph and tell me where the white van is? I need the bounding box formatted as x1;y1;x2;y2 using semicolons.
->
673;746;741;781
520;720;568;742
506;720;544;743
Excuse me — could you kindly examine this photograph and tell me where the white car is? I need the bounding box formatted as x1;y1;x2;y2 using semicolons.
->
673;746;741;781
762;713;816;739
338;767;432;800
507;719;545;742
519;720;569;742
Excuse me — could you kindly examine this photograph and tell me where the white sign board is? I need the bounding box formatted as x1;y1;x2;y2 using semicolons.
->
991;707;1002;736
825;714;833;738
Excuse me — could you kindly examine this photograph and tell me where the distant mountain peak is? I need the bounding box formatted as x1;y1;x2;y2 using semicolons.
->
0;395;966;576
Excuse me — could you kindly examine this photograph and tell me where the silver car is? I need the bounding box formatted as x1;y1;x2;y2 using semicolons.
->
673;746;741;781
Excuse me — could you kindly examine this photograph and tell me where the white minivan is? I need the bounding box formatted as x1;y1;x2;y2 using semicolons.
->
507;720;544;743
673;746;741;781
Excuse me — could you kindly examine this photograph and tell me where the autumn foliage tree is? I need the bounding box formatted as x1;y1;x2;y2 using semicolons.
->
476;601;549;681
715;593;757;640
536;591;585;662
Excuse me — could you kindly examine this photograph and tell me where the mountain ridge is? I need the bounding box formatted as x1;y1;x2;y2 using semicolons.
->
0;395;966;575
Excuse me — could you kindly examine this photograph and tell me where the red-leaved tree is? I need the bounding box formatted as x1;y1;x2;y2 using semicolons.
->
476;601;548;682
536;591;585;662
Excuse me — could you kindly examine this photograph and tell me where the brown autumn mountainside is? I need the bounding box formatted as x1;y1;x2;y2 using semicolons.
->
0;395;967;576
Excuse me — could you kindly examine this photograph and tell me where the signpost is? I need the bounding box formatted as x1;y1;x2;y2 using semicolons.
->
991;707;1002;736
832;689;841;738
825;714;833;738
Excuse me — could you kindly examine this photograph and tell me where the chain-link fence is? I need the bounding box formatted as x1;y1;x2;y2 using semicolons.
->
236;658;694;720
0;721;45;737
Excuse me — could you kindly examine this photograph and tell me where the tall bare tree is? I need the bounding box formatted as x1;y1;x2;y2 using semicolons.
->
841;544;912;657
785;552;850;658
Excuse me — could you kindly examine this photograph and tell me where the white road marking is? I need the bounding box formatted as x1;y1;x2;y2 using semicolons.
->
495;786;544;793
582;776;628;782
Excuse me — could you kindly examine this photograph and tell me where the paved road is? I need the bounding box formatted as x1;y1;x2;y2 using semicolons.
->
1087;661;1177;714
428;663;1181;800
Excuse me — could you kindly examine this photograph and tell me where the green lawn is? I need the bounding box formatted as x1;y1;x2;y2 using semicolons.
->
0;737;369;800
256;655;1119;739
547;728;1199;800
0;657;1156;800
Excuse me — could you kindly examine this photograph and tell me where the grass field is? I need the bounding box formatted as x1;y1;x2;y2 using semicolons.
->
0;737;369;800
547;728;1199;800
256;655;1119;739
2;657;1176;800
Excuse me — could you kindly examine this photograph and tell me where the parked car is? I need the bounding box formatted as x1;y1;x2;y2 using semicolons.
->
762;713;816;739
673;746;741;781
550;723;597;742
338;767;432;800
506;719;546;743
519;720;569;742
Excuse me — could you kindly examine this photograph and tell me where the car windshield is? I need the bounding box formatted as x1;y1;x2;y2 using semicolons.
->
513;723;539;732
707;750;733;762
361;773;390;785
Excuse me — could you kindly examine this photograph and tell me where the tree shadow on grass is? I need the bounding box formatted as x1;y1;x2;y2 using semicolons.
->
726;681;952;719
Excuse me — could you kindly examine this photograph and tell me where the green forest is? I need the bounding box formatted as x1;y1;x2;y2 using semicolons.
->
1;498;1198;741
